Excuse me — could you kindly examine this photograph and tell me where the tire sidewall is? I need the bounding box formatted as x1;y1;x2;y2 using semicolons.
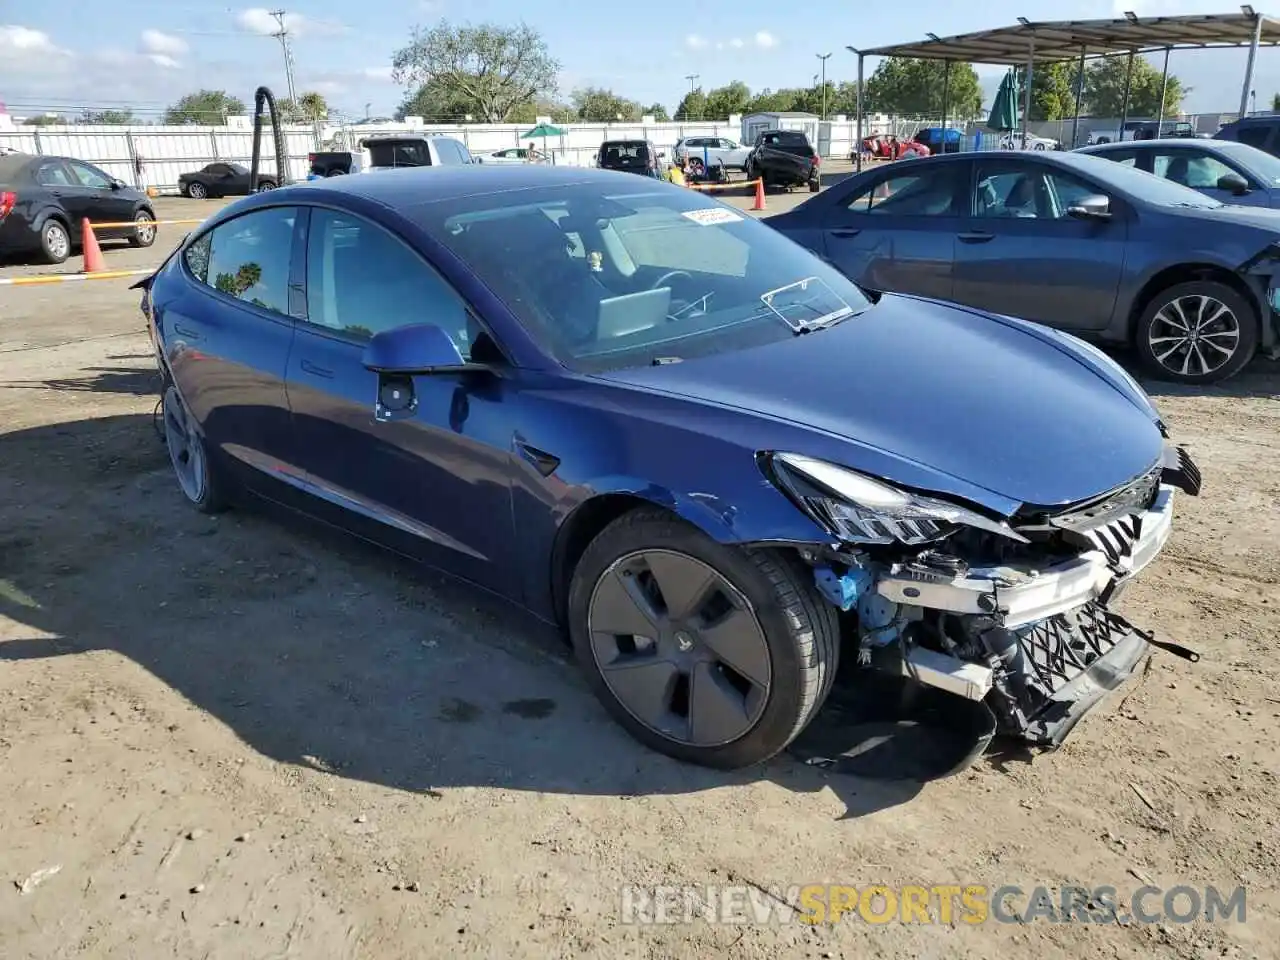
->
132;208;156;247
187;182;207;200
567;513;813;769
1135;280;1259;384
162;383;226;514
41;219;70;263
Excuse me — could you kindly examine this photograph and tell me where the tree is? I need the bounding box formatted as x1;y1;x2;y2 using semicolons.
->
1028;62;1083;121
164;90;246;125
296;92;329;122
674;88;707;121
1273;92;1280;112
864;57;982;117
704;81;750;119
645;103;670;121
397;77;474;120
22;115;62;126
1083;55;1184;117
745;88;801;113
571;87;642;122
80;109;134;124
507;99;576;124
391;20;560;123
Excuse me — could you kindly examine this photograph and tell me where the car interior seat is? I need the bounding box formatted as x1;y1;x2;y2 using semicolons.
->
1164;156;1191;185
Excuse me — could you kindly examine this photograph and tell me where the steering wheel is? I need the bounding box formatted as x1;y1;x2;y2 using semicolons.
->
652;270;693;291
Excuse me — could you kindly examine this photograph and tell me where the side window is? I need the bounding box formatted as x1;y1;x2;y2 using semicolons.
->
847;168;959;216
192;206;296;315
1100;149;1139;167
68;160;112;189
974;165;1054;219
1153;151;1237;189
1236;124;1272;150
1044;171;1104;216
35;161;74;186
304;209;474;356
719;139;740;150
456;141;474;164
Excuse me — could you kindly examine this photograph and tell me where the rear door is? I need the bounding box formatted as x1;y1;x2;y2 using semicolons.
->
31;159;83;226
951;158;1127;331
817;160;968;301
284;206;516;590
160;205;302;487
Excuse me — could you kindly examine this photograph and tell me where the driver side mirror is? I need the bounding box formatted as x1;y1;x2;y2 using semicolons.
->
363;323;469;375
1217;172;1250;195
1066;194;1112;220
110;178;125;190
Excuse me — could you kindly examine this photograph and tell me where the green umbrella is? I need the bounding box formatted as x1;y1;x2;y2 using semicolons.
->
521;123;566;162
986;69;1021;132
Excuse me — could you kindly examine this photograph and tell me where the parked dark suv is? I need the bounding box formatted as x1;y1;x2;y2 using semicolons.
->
596;140;660;177
1215;115;1280;157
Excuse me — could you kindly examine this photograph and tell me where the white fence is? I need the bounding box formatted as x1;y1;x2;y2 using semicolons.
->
0;117;883;192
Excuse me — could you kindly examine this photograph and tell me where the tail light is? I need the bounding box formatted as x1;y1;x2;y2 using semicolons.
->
812;154;821;167
307;152;316;165
0;190;15;221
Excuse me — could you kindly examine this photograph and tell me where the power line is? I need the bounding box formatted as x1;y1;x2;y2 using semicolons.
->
269;9;299;105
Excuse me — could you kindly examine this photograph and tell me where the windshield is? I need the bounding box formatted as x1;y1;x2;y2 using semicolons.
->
1218;141;1280;184
1073;154;1223;208
422;181;874;372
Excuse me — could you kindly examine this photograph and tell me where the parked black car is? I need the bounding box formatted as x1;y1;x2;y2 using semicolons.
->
744;130;821;192
0;152;156;264
767;150;1280;384
596;140;660;177
179;162;276;200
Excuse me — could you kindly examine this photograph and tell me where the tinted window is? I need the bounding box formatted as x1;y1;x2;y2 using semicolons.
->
1096;148;1139;167
719;139;740;150
190;206;296;315
974;163;1101;219
1217;141;1280;184
368;141;430;167
422;182;873;372
68;160;111;189
206;163;230;175
1060;153;1220;207
1235;124;1272;150
35;161;74;186
1153;151;1238;189
848;167;959;216
304;209;474;355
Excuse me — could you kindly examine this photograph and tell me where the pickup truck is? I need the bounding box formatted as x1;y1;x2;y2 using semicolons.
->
308;150;360;176
744;130;821;192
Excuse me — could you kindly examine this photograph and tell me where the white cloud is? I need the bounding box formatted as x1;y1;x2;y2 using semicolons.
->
685;34;708;49
730;37;744;48
147;54;181;70
235;8;346;37
0;25;63;54
361;66;395;82
140;29;188;57
754;31;778;49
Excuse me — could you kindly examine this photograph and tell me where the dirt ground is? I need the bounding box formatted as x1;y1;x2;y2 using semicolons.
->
1;191;1278;960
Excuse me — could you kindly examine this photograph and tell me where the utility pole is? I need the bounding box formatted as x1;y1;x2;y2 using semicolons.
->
816;53;832;119
269;9;299;105
685;74;699;120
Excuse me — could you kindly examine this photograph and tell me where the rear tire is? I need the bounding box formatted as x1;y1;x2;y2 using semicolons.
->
161;383;229;514
40;219;71;264
568;508;839;770
185;182;208;200
1134;280;1258;384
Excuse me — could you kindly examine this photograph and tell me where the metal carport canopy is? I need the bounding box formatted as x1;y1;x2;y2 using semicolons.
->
859;12;1280;64
849;11;1280;162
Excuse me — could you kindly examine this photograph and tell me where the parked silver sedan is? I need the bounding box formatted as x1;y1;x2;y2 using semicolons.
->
673;136;752;173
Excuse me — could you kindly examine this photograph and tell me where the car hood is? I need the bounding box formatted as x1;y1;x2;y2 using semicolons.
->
1179;202;1280;229
593;295;1164;512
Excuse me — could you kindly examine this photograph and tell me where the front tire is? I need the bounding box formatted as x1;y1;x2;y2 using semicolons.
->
1134;280;1258;384
568;509;839;770
129;209;156;248
162;383;228;514
256;180;276;192
185;181;208;200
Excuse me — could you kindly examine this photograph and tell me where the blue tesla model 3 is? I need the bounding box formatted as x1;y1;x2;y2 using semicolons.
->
138;165;1202;771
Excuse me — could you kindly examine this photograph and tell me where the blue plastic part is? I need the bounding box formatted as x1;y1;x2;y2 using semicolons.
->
857;592;903;646
813;564;874;612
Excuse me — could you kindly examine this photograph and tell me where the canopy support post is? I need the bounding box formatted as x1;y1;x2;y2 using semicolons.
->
1158;46;1171;132
856;52;865;172
941;60;951;150
1071;47;1086;149
1119;49;1135;135
1021;40;1035;150
1240;11;1263;118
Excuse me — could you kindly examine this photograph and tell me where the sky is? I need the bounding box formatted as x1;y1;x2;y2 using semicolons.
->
3;0;1280;121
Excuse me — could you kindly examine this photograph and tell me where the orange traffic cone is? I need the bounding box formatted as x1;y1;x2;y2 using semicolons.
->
81;219;106;273
752;177;766;211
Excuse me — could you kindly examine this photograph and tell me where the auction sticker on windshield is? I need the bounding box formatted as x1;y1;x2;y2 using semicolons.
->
682;208;744;226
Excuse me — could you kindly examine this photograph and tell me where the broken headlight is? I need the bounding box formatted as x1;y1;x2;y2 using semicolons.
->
766;452;1028;547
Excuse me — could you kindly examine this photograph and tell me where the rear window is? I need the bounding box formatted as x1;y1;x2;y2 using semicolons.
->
599;142;651;166
366;140;431;167
760;131;810;147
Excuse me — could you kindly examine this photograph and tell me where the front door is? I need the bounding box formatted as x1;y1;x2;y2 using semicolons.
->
284;206;517;593
819;160;969;301
951;159;1128;332
65;159;137;239
159;205;301;489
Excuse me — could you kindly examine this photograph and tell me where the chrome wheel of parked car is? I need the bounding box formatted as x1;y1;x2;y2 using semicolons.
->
41;220;70;264
185;181;207;200
162;384;226;513
569;509;838;769
256;180;276;192
1136;281;1258;384
130;210;156;247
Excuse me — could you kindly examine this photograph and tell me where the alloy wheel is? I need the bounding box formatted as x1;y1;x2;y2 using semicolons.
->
134;212;156;245
587;549;772;747
188;182;207;200
1148;294;1241;379
44;223;69;260
163;385;207;503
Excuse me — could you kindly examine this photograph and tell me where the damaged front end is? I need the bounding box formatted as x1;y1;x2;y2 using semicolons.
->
1240;240;1280;360
761;445;1203;751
